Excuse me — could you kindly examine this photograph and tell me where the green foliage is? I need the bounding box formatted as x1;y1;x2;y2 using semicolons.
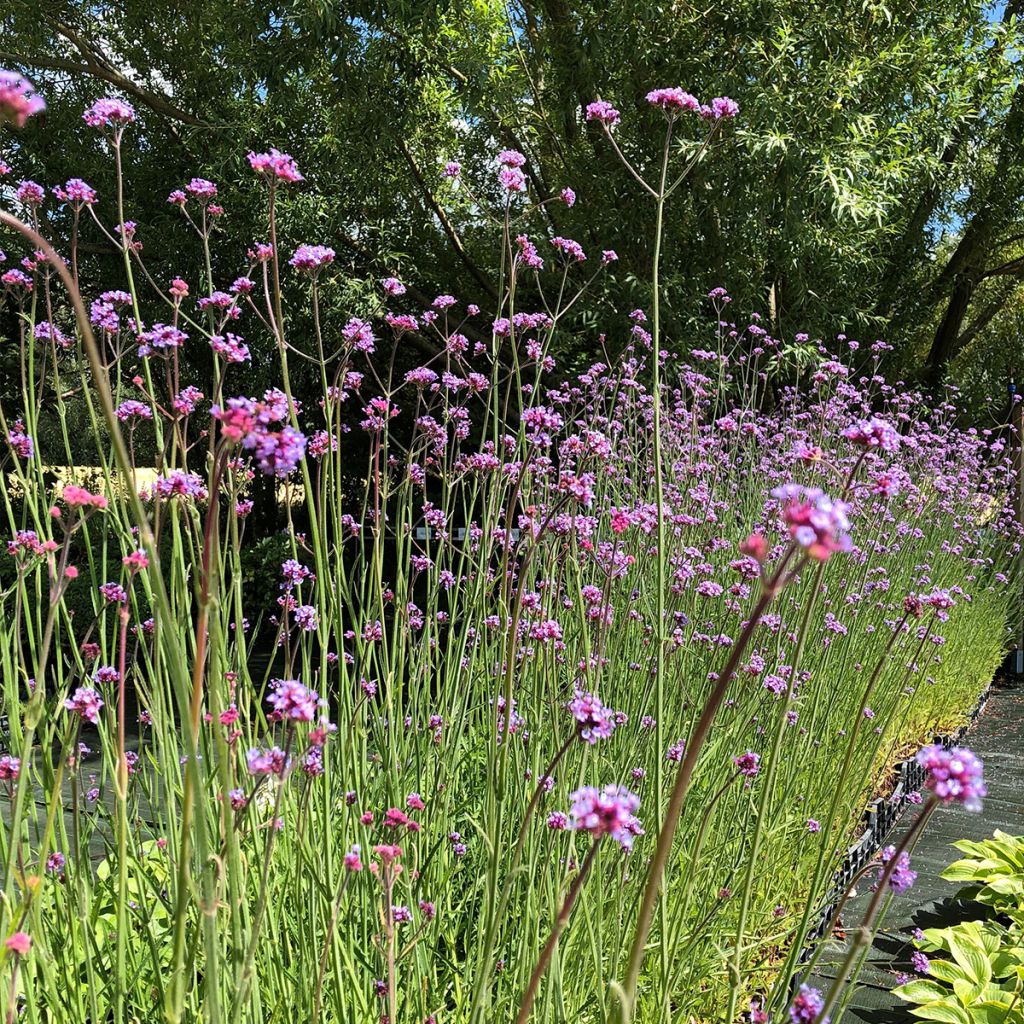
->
3;1;1024;418
895;834;1024;1024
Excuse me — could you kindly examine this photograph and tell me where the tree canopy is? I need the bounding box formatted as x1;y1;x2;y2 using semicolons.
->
3;0;1024;419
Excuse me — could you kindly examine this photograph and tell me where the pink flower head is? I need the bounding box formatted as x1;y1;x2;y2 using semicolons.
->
53;179;97;206
16;180;45;207
289;244;335;273
267;679;318;722
0;71;46;127
186;177;218;200
382;276;406;297
247;148;303;183
0;755;21;781
772;484;851;562
4;932;30;956
560;187;576;207
739;533;768;563
923;588;956;620
877;845;916;893
551;236;586;262
246;746;291;777
499;166;526;193
342;317;375;353
585;100;621;128
707;96;739;119
210;333;251;363
645;88;701;114
841;416;900;453
137;323;188;358
733;751;761;777
568;784;642;850
116;400;153;423
61;485;108;510
567;689;617;743
498;149;526;168
515;235;544;270
83;97;135;129
790;984;827;1024
916;745;986;812
443;161;461;178
64;687;104;724
373;844;403;866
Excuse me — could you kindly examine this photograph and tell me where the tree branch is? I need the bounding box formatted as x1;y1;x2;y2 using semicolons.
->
397;138;498;303
2;20;207;127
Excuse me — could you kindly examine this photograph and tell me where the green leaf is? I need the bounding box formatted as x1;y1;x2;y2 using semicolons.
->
949;931;994;987
898;980;956;1004
929;959;972;985
909;1000;973;1024
968;1000;1024;1024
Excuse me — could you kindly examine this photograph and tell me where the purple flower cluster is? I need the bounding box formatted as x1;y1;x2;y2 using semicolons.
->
0;69;46;127
83;97;135;128
773;484;852;562
916;745;986;812
568;784;643;850
790;984;828;1024
65;687;104;724
567;689;618;744
267;679;318;722
878;845;917;894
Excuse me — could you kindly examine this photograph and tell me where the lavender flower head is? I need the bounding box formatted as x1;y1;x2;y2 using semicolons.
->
878;845;917;893
567;689;617;744
645;88;701;114
841;416;900;453
585;100;620;128
773;484;852;562
83;97;135;128
790;984;828;1024
568;784;642;850
289;244;335;273
916;745;986;812
65;687;104;724
247;148;303;183
0;70;46;127
267;679;318;722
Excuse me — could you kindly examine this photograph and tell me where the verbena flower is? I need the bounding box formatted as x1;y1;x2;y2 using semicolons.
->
877;845;916;893
646;87;701;113
83;97;135;128
0;70;46;127
773;484;852;562
4;932;31;955
267;679;318;722
916;745;986;811
65;687;104;724
790;983;828;1024
289;244;335;273
247;148;303;183
568;784;642;850
567;689;617;743
585;100;620;127
841;416;900;453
